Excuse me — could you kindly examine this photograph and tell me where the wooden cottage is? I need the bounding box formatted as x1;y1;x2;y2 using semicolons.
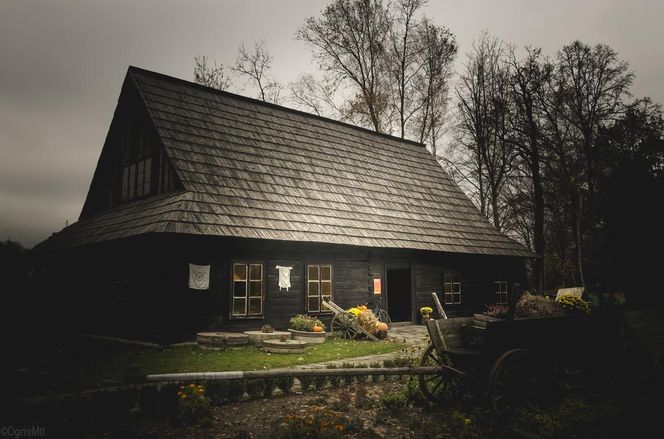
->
38;67;532;336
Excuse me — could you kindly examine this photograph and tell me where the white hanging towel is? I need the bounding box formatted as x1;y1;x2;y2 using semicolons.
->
189;263;210;290
276;265;293;291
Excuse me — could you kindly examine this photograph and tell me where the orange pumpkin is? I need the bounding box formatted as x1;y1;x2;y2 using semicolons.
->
312;325;324;333
376;322;388;332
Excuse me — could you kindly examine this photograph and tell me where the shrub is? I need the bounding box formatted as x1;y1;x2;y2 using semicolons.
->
515;292;564;318
419;306;433;318
380;389;409;414
278;407;350;438
176;383;212;426
331;388;352;412
261;324;274;333
289;314;325;332
556;295;591;316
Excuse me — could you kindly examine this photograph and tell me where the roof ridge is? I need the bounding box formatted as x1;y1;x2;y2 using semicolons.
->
127;65;427;149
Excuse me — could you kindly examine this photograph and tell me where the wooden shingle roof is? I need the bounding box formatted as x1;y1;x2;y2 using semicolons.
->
45;66;531;257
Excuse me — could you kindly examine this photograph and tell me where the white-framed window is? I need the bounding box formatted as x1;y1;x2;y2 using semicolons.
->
444;272;461;304
231;263;263;318
495;280;508;304
307;265;332;313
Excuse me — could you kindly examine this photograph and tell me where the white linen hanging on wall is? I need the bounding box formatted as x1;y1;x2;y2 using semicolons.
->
189;263;210;290
276;265;293;291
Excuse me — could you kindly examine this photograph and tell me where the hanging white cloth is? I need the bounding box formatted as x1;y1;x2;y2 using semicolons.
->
276;265;293;291
189;263;210;290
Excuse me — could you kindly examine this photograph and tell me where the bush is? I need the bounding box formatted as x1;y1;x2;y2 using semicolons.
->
278;407;350;438
289;314;325;332
176;384;212;426
556;295;591;316
380;389;409;413
515;292;564;318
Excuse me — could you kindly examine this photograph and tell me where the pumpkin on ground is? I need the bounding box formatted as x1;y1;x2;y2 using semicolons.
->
376;322;388;332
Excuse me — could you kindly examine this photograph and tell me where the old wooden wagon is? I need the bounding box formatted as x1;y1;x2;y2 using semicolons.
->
418;295;628;414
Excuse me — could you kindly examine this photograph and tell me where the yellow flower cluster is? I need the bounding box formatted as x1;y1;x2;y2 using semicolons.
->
282;408;347;434
419;306;433;316
346;304;379;333
556;295;591;315
177;383;206;399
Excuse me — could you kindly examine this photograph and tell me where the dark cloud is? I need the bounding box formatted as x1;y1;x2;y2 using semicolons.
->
1;0;662;247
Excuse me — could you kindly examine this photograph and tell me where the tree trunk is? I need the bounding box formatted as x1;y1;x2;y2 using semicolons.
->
531;144;545;293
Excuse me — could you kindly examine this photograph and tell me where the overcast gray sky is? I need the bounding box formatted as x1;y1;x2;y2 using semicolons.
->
1;0;662;247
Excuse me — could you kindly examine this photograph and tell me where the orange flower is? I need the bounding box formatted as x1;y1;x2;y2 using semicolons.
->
335;424;344;432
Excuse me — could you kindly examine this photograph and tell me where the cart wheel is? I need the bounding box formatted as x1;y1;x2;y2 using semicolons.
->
418;344;463;404
488;349;539;415
331;312;359;339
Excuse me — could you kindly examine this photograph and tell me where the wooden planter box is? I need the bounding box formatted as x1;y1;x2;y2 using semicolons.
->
288;328;327;344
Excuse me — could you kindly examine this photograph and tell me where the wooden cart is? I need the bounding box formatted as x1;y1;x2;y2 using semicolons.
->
419;293;628;414
322;299;379;341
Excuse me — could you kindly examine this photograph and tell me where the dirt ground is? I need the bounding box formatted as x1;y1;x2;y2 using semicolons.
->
92;380;497;439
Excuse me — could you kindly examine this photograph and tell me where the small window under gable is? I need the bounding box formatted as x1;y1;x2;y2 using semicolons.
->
116;101;158;203
121;157;152;202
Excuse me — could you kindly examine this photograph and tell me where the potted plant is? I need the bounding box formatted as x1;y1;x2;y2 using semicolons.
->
288;314;327;344
419;306;433;322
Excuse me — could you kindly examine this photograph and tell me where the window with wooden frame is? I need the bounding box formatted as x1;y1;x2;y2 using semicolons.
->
307;265;332;313
495;280;508;304
121;157;152;201
231;263;263;318
444;272;461;305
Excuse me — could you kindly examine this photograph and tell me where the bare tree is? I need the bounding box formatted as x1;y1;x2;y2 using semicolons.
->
549;41;634;286
388;0;427;139
288;73;344;118
193;55;232;90
506;47;551;291
455;32;517;229
234;40;282;104
411;18;456;155
296;0;391;132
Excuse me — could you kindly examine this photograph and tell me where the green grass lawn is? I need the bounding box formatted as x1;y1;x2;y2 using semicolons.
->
5;333;404;398
138;339;404;375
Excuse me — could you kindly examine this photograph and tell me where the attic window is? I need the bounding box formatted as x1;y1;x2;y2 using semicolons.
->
121;157;151;201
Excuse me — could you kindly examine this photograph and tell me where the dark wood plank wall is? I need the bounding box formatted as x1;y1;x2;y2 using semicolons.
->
43;235;526;337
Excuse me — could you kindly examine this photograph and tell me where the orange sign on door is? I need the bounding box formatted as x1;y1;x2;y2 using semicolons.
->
373;278;382;294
